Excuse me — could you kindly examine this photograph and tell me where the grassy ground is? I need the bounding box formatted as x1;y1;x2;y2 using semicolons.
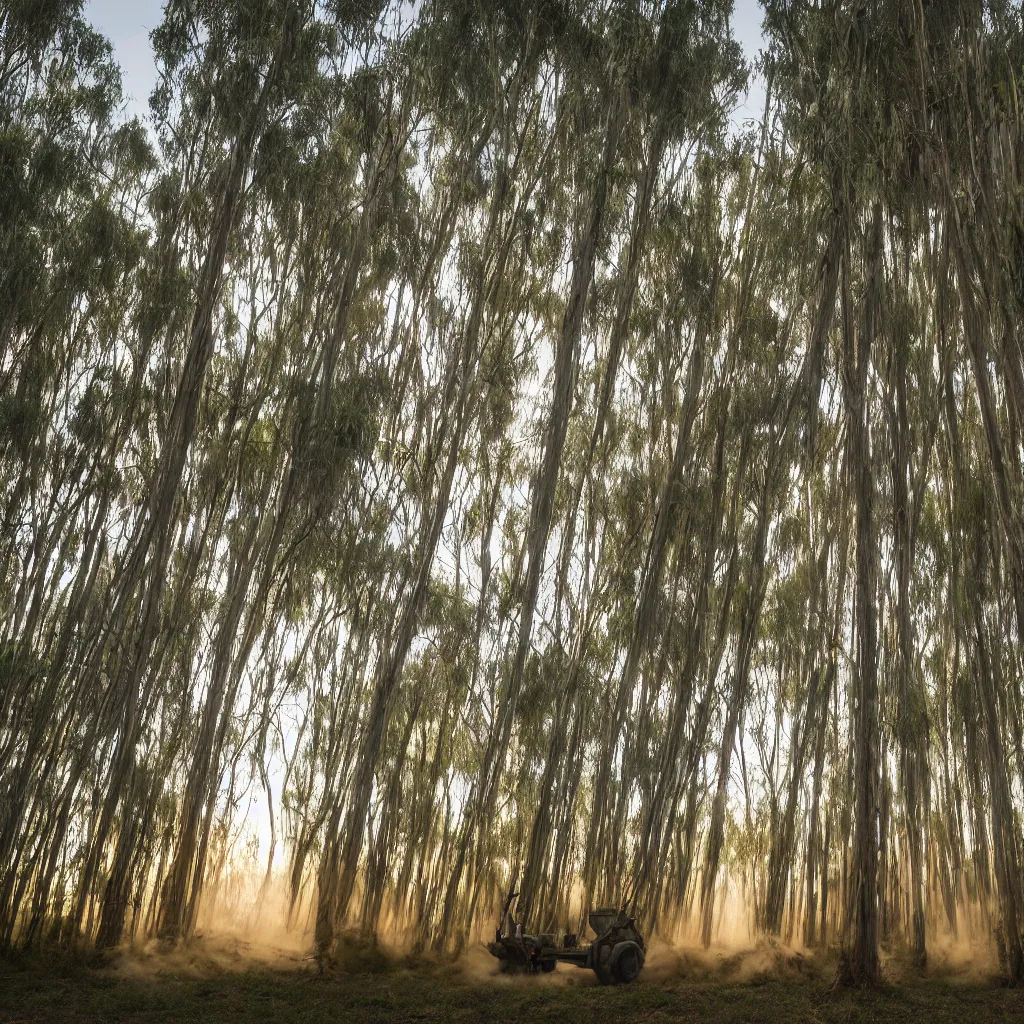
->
2;939;1022;1023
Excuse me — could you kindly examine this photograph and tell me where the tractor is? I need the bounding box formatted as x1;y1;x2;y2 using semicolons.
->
486;889;646;985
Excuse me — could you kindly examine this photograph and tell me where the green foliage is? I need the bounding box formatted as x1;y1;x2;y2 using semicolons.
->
3;0;1024;986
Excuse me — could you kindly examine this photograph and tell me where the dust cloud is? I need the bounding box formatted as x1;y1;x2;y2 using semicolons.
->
103;866;1004;990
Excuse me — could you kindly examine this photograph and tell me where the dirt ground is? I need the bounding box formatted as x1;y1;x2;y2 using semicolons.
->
2;936;1022;1023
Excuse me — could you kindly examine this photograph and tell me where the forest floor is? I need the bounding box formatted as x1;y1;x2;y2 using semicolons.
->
2;934;1022;1023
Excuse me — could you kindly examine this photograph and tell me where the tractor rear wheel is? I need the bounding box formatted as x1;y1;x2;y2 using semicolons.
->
612;944;642;984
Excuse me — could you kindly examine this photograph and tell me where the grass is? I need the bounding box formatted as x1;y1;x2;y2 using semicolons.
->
2;940;1022;1024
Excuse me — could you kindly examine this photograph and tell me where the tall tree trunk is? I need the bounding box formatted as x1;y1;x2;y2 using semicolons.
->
839;203;882;987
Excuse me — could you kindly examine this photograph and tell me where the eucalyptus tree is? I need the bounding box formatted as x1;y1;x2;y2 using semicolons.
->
94;0;355;947
0;1;155;946
921;5;1024;981
581;0;745;916
157;0;414;947
760;0;883;985
466;0;634;935
315;0;568;958
62;0;322;947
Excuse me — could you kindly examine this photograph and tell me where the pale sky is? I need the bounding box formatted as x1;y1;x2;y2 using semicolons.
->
86;0;768;122
87;0;164;115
